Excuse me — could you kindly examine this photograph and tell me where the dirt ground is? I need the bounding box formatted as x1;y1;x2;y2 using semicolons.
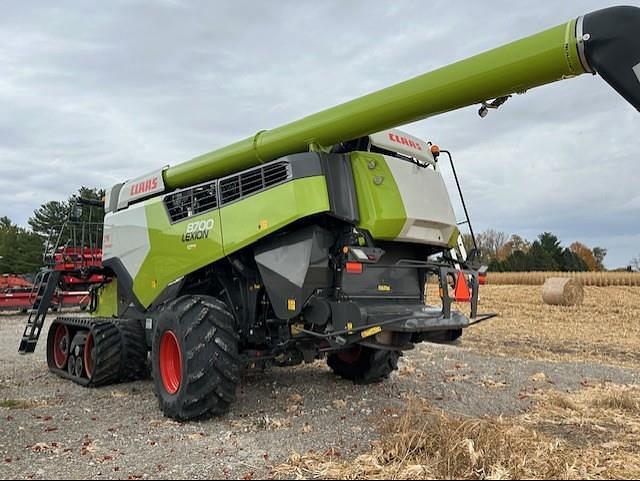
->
1;286;639;479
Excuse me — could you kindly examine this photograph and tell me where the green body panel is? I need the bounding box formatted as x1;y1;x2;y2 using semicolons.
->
447;227;461;249
128;176;330;308
135;199;225;307
350;152;407;239
220;176;330;254
163;20;583;189
92;279;118;318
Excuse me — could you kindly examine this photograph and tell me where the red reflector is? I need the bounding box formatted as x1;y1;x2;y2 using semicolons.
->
454;272;472;302
345;262;363;274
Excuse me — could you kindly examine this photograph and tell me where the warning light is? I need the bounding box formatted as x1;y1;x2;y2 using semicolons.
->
430;144;440;157
345;262;363;274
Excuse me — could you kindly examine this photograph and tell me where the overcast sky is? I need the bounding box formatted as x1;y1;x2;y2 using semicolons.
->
1;1;638;267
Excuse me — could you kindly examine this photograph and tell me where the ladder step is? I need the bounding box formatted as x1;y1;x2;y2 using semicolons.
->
17;270;61;355
18;338;38;354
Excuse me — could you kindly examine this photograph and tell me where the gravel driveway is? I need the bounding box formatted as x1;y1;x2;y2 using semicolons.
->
1;313;638;479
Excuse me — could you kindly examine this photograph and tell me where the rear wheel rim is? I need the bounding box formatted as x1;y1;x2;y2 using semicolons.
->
53;324;70;369
83;332;95;378
159;331;182;395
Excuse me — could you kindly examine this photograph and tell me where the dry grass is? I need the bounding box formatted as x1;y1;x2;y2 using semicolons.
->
459;285;640;367
273;384;640;480
487;271;640;287
272;285;640;479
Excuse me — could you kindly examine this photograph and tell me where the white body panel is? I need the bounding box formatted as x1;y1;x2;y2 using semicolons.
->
384;155;457;246
102;203;150;279
117;169;166;210
369;129;435;164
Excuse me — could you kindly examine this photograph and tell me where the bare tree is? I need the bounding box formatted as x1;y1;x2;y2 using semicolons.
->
469;229;508;264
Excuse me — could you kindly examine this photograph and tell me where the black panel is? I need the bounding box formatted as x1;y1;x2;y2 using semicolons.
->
583;6;640;111
164;180;218;223
320;153;359;223
287;152;324;178
254;226;334;319
219;160;291;205
341;245;422;300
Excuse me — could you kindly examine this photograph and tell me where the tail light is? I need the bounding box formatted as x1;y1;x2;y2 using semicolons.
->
345;262;363;274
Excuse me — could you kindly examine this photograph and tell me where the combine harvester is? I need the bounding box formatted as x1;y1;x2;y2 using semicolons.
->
18;6;640;420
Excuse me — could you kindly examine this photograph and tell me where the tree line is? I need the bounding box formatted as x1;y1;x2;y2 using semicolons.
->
0;187;104;275
463;230;608;272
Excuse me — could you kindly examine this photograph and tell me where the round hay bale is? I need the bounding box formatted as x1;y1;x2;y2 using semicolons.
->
542;277;584;306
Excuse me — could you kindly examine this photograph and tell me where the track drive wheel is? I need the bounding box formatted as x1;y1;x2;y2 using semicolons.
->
152;295;241;421
327;345;400;384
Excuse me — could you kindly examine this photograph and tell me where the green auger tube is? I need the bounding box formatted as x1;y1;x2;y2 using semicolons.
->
163;6;640;190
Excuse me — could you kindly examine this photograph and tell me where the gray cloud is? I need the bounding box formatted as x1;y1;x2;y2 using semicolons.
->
1;0;639;267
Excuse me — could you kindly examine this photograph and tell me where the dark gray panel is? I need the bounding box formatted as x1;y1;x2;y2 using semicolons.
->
254;225;334;319
320;153;359;223
286;152;323;179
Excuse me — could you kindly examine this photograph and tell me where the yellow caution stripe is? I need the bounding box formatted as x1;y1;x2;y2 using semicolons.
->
360;326;382;339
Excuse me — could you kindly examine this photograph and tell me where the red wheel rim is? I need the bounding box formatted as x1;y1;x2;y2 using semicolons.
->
160;331;182;395
83;332;95;378
337;346;362;364
53;324;70;369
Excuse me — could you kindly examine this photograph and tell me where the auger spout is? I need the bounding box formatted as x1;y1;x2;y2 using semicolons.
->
161;6;640;190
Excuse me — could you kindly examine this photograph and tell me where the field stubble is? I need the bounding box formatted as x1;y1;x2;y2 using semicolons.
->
276;285;640;479
462;285;640;368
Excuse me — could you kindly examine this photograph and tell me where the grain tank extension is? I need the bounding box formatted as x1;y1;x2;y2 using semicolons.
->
19;6;640;420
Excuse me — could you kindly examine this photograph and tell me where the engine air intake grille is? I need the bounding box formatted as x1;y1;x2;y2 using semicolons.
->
164;181;218;223
219;161;291;205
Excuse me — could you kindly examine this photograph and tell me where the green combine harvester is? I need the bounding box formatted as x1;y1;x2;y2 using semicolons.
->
19;6;640;420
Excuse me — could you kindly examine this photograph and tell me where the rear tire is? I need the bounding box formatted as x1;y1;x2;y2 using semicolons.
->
327;345;400;384
151;295;241;421
115;319;149;381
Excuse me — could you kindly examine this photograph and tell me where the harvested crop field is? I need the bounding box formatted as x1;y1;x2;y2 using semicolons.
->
1;285;640;479
464;285;640;368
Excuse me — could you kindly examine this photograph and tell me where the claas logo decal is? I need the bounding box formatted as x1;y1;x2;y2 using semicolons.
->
130;177;159;196
182;219;214;242
387;132;423;151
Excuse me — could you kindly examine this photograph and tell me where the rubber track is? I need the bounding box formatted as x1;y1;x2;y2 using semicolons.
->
47;317;123;387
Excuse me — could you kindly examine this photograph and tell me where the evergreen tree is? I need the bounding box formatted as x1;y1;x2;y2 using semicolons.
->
27;187;105;243
0;217;43;274
537;232;563;268
527;241;558;271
